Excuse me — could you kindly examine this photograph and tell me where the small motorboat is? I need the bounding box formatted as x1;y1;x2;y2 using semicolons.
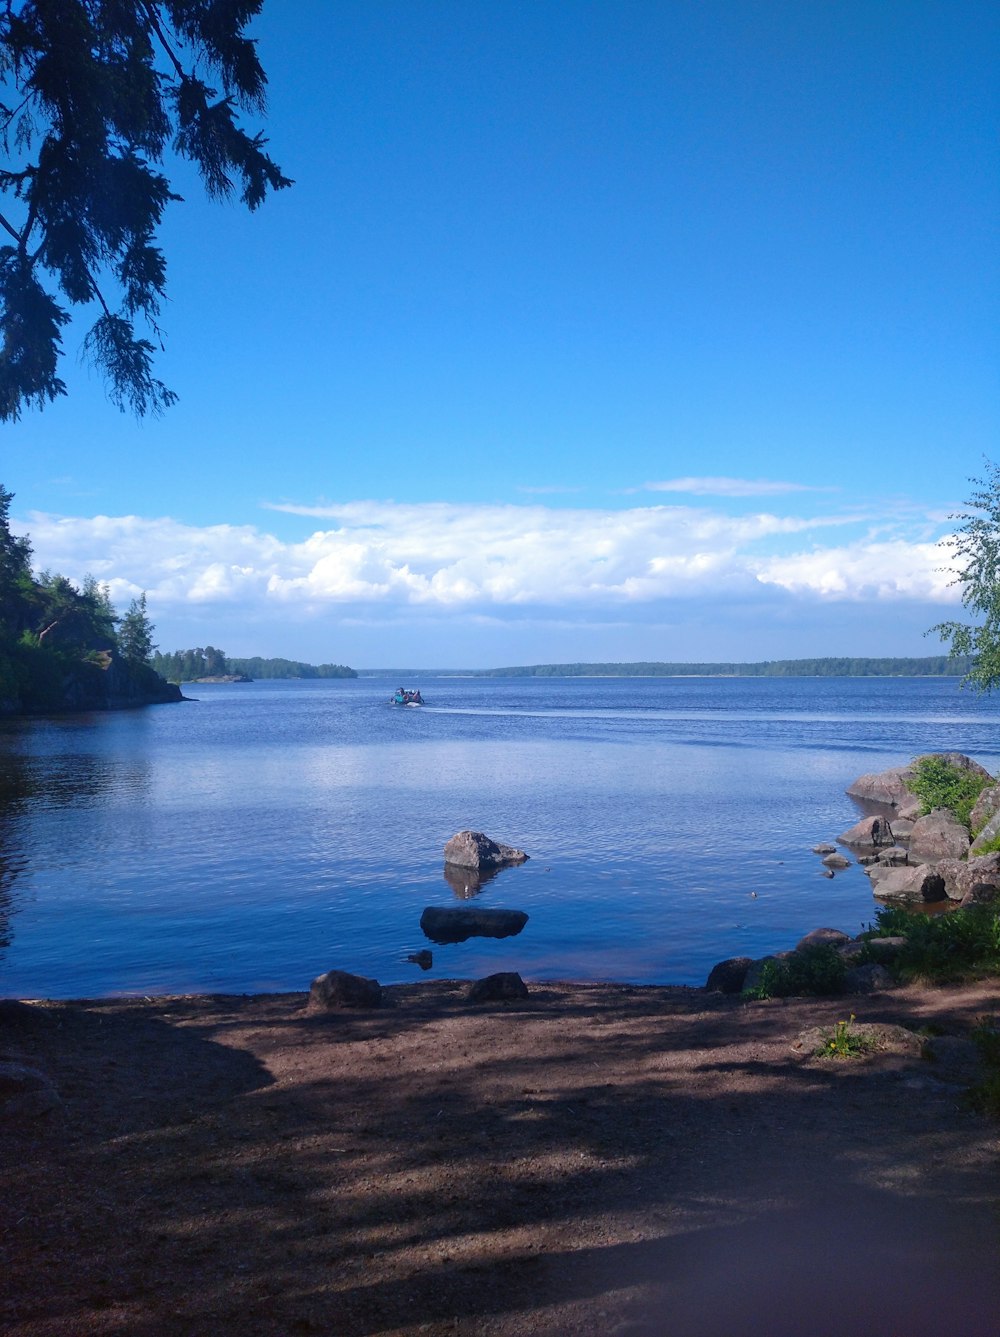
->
390;688;424;706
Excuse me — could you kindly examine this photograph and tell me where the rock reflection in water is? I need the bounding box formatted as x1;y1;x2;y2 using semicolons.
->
442;862;503;899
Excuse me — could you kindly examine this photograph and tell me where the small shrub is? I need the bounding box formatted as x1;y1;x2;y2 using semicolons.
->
742;944;847;1000
907;756;990;831
818;1014;876;1059
864;903;1000;983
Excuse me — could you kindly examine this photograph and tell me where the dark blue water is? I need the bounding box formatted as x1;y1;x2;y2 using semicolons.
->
1;675;998;998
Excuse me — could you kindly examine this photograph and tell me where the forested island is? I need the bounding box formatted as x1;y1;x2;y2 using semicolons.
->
153;648;356;682
0;488;180;715
473;657;969;678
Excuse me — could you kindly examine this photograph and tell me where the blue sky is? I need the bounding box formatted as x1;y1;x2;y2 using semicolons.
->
4;0;998;668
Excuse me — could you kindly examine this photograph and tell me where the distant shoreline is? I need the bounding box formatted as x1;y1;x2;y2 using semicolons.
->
356;655;969;680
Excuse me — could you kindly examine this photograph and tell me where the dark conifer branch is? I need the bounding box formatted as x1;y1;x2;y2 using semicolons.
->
140;1;187;84
0;1;289;422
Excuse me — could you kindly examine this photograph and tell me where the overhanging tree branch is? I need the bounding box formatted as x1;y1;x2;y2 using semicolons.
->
0;0;290;422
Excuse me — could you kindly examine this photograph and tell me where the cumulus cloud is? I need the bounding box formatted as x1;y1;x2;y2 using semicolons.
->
18;500;958;622
641;476;833;497
754;537;959;602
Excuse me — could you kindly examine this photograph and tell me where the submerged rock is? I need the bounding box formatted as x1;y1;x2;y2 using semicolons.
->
822;852;851;869
420;906;528;944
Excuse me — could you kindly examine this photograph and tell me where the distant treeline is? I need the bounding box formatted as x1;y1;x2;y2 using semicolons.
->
152;647;356;681
475;657;971;679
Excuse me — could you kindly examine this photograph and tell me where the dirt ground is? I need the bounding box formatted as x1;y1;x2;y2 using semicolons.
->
3;978;1000;1337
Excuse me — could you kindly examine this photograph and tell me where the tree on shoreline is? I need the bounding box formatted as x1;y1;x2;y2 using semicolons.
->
0;0;291;421
932;460;1000;692
0;484;176;710
117;591;155;667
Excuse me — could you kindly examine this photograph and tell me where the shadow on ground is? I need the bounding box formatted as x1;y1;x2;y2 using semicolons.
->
2;981;999;1335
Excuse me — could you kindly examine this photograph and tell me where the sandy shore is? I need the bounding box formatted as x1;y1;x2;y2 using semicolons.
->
3;977;1000;1336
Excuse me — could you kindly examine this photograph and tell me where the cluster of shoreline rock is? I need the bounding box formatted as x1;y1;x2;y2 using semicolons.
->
840;751;1000;908
307;759;1000;1012
706;751;1000;996
311;829;532;1009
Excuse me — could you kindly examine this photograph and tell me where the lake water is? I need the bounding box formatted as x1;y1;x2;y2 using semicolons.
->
1;675;999;1000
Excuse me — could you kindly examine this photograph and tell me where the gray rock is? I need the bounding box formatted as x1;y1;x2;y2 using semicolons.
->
970;806;1000;855
871;865;947;903
705;956;753;993
933;857;967;901
845;765;915;809
443;830;529;870
937;852;1000;902
864;862;895;886
846;753;992;815
862;935;908;959
822;852;851;869
811;843;837;855
844;962;893;994
888;819;914;840
795;928;852;951
837;940;867;961
420;906;528;944
909;809;971;863
962;882;1000;907
970;782;1000;836
0;1061;60;1117
309;969;382;1010
837;815;896;848
875;845;909;865
468;972;529;1002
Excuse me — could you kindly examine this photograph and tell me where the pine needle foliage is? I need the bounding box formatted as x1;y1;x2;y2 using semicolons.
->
0;0;291;420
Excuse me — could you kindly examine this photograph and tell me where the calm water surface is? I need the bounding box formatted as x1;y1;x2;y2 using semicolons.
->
1;675;998;998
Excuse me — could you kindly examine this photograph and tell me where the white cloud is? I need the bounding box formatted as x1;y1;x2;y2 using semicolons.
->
754;537;959;601
18;500;958;622
641;476;834;497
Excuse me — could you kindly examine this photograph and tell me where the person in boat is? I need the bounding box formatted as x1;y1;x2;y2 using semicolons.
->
393;688;406;705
